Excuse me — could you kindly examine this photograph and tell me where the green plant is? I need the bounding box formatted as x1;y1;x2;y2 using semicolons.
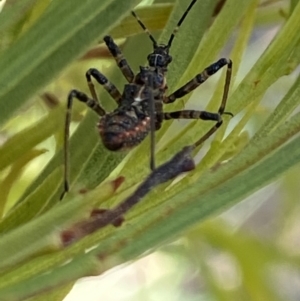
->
0;0;299;300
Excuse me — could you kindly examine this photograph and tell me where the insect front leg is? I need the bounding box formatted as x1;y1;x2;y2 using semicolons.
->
163;53;234;149
61;89;106;200
103;35;135;83
163;59;233;148
86;68;122;105
164;58;232;112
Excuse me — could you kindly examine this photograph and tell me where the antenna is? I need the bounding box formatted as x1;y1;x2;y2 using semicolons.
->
167;0;197;47
131;11;157;47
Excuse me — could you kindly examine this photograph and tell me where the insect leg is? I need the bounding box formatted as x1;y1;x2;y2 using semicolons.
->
163;59;233;150
147;74;156;170
163;110;224;122
164;58;232;106
103;35;135;83
86;68;122;105
61;89;106;200
163;109;233;148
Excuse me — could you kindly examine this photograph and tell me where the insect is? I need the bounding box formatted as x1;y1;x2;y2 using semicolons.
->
61;0;233;199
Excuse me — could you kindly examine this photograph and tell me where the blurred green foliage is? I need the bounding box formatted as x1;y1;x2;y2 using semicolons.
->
0;0;299;300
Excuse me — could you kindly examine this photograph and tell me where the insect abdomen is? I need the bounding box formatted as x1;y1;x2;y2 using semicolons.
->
98;111;150;151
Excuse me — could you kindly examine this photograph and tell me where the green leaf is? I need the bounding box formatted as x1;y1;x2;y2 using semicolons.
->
0;148;46;216
109;3;173;39
0;108;64;173
0;0;39;34
0;1;299;300
0;0;141;125
0;168;62;234
1;131;299;300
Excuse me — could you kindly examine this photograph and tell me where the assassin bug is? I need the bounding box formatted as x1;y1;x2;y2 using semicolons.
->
61;0;233;199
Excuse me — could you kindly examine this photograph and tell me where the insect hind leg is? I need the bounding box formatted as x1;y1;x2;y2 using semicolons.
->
61;89;106;200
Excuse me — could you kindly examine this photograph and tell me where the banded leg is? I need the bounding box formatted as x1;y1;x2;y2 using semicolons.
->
103;35;135;83
86;68;122;105
163;108;233;148
164;58;232;108
61;90;106;200
193;120;224;148
147;73;156;170
163;110;223;122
